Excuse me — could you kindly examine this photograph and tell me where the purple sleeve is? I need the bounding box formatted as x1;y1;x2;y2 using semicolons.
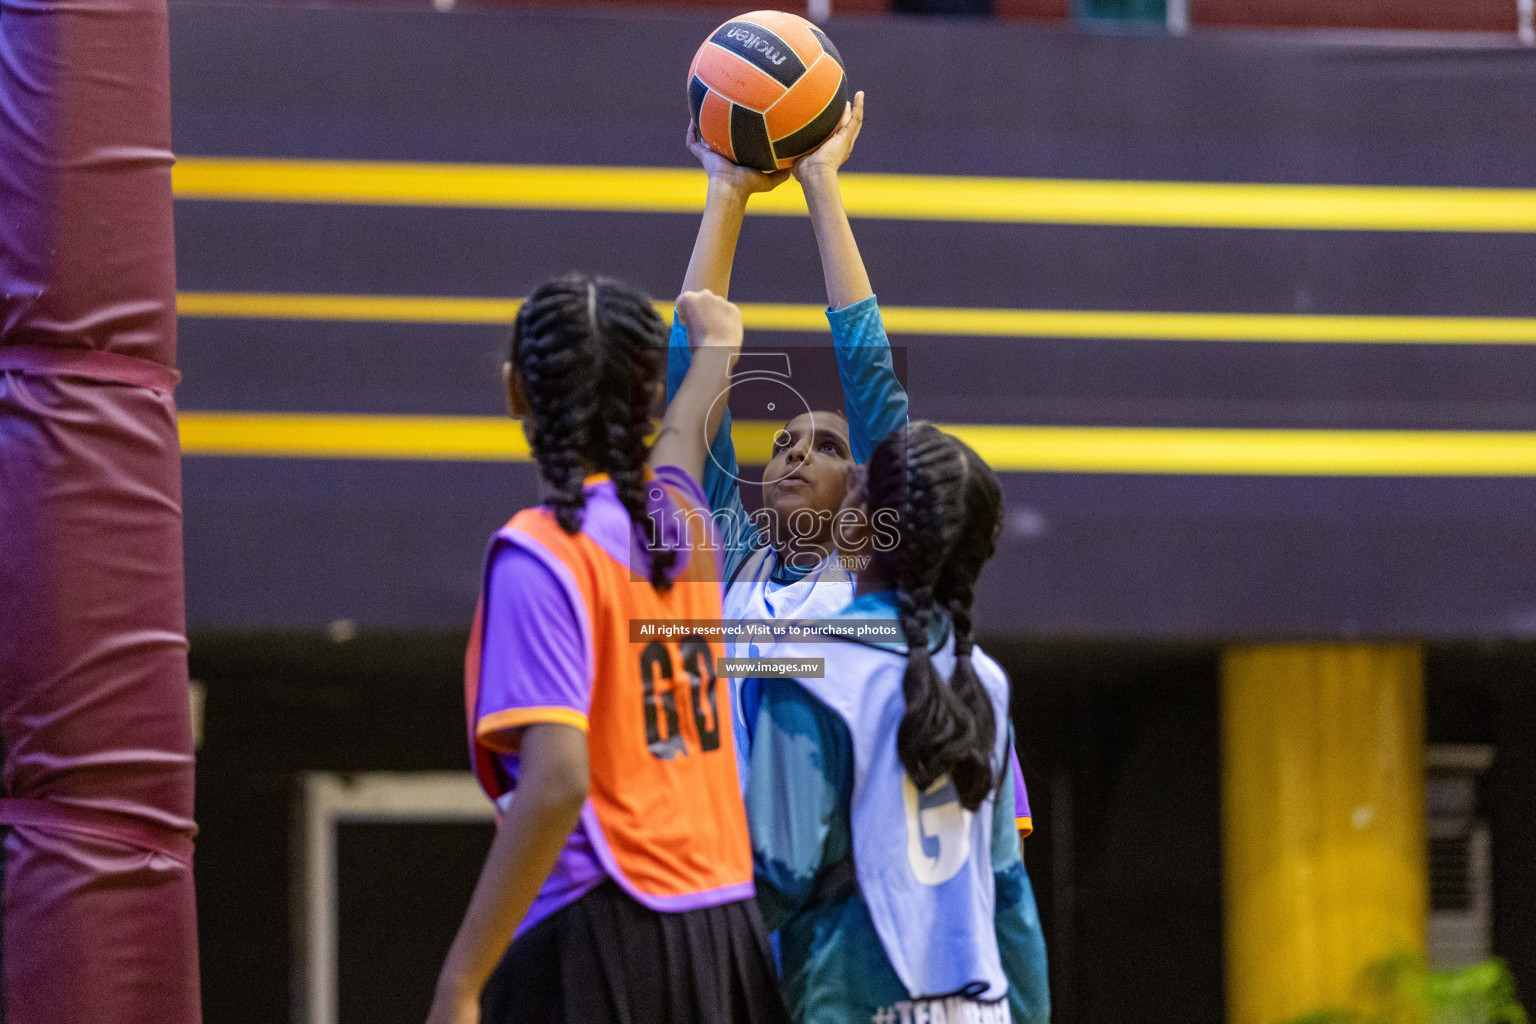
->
650;463;725;573
475;543;592;752
652;463;709;514
1010;745;1033;827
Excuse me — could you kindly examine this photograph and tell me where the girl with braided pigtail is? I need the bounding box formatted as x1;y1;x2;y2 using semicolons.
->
511;275;675;588
875;421;994;810
937;444;1051;1024
432;277;790;1024
936;442;1005;810
744;422;1049;1024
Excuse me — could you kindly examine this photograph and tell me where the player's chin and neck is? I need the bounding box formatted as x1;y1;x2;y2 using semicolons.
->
764;481;818;520
763;486;837;551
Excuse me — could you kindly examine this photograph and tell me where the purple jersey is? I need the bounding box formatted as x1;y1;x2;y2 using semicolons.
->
474;465;712;935
1011;749;1033;836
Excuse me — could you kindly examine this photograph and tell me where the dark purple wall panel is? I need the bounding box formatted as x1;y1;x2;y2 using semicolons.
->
169;3;1536;638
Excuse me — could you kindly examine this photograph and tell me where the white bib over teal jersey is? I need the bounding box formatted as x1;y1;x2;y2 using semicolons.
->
722;544;856;644
723;543;855;780
777;633;1012;1003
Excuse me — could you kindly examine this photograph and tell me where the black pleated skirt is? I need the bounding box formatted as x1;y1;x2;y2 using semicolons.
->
481;880;791;1024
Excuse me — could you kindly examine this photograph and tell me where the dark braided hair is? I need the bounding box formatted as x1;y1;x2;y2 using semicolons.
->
866;421;995;811
936;437;1005;800
510;273;676;590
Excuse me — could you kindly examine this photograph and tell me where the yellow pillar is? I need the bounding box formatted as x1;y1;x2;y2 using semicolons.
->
1221;644;1428;1024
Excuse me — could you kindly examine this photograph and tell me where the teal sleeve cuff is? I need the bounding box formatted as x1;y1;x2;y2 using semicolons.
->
825;293;882;330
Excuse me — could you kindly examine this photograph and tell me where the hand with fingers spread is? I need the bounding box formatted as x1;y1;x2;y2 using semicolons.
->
687;119;791;198
793;90;865;186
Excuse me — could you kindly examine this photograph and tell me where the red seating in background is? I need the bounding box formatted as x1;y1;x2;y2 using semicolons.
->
1191;0;1517;31
432;0;1517;31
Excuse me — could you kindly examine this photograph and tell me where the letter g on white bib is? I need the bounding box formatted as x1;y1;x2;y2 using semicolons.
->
902;775;971;885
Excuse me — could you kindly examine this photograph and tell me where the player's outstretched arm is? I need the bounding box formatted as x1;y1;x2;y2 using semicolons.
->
795;91;872;311
652;289;744;486
679;119;788;300
666;124;786;545
794;92;909;462
668;120;785;405
426;723;590;1024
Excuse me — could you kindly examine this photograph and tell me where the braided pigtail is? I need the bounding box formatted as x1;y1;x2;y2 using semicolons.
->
510;274;672;589
590;278;675;591
937;439;1006;800
869;422;995;811
511;277;599;533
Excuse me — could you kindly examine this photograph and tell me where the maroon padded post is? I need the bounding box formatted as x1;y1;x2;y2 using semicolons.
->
0;0;200;1018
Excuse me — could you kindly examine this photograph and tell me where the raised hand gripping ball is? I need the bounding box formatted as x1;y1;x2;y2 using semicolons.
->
688;11;848;173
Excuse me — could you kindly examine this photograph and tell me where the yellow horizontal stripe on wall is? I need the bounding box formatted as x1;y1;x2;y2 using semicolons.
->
179;412;531;461
172;158;1536;233
176;292;1536;345
177;292;529;324
177;413;1536;476
945;424;1536;476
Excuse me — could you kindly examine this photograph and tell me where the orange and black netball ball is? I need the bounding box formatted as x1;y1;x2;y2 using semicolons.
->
688;11;848;173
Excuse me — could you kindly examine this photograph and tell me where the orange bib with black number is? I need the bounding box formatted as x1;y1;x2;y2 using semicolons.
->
464;490;753;909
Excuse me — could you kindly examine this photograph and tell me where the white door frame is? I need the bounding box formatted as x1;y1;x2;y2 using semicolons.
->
294;771;495;1024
